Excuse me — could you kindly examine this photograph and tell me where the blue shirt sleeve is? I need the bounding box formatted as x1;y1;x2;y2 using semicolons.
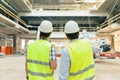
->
59;48;70;80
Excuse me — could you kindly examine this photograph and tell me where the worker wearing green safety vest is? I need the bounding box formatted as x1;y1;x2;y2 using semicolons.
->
59;20;95;80
26;20;57;80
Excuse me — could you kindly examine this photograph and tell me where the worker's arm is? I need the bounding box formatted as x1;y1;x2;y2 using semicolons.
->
50;60;57;70
59;48;70;80
50;45;57;70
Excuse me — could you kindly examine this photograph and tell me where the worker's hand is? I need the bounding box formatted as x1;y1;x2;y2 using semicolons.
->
50;60;57;70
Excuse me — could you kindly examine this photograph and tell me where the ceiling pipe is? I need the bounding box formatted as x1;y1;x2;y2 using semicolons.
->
0;0;17;15
0;14;29;33
0;4;28;28
0;22;25;34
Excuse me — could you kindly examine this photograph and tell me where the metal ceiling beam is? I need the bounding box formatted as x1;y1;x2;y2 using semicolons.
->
29;0;82;5
28;19;99;24
98;23;120;33
31;2;82;5
0;0;17;14
99;0;120;15
19;10;108;17
32;5;80;9
0;4;28;27
0;22;24;34
4;0;32;12
28;0;104;10
0;14;29;34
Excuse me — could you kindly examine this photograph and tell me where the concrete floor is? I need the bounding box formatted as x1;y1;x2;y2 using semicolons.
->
0;55;120;80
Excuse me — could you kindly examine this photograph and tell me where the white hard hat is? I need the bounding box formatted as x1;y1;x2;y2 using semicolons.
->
64;20;79;33
40;20;53;33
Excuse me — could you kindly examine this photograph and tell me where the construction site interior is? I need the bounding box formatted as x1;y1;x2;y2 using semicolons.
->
0;0;120;80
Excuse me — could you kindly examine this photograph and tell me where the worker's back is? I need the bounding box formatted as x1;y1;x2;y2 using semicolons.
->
27;40;54;80
67;39;95;80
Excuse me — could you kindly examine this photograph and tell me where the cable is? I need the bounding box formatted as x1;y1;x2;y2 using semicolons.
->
88;17;91;28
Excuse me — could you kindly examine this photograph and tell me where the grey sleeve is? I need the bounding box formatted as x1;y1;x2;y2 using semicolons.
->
59;48;70;80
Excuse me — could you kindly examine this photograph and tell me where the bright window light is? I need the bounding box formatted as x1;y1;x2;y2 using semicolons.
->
21;39;25;50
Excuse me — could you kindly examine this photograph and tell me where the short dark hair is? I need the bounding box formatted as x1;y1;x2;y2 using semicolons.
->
40;32;51;39
66;32;79;40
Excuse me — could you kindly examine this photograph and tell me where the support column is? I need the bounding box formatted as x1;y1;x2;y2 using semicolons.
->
24;39;29;53
108;34;114;50
16;36;22;53
13;34;17;54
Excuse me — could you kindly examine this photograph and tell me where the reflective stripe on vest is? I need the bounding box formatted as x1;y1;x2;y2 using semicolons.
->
28;70;54;77
67;39;95;80
85;75;95;80
69;64;94;76
27;40;54;80
27;59;49;66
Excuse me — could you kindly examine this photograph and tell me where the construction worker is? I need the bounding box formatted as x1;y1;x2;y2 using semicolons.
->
59;20;95;80
26;20;57;80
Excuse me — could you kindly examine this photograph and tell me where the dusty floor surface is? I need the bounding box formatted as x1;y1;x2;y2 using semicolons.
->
0;55;120;80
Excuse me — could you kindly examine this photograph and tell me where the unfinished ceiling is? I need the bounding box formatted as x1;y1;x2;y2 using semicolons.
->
28;0;105;10
99;0;120;16
0;0;120;39
20;15;106;32
3;0;31;12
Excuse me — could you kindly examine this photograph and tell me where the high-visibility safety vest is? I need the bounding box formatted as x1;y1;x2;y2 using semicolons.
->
66;39;95;80
27;40;54;80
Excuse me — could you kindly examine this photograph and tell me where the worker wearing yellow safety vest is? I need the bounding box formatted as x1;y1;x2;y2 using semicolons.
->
26;20;57;80
59;20;95;80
